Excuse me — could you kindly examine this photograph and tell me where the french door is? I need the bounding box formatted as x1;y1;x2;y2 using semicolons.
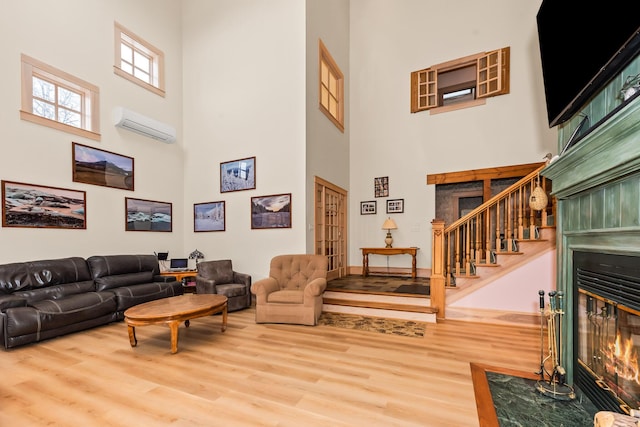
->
314;177;347;280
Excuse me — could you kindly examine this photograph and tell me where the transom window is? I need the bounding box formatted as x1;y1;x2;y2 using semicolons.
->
114;22;165;97
318;39;344;132
411;47;510;114
20;54;100;141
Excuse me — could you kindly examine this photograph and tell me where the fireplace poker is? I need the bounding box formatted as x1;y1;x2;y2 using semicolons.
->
535;289;545;377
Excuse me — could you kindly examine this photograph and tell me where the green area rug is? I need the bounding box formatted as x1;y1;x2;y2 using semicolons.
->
318;312;426;338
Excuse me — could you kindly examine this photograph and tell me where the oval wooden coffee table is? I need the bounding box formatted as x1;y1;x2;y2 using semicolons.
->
124;294;227;354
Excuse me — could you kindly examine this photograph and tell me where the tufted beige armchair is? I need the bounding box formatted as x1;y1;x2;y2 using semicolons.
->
251;254;328;325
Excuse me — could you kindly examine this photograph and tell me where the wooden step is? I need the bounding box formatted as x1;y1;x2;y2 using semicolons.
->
323;297;435;314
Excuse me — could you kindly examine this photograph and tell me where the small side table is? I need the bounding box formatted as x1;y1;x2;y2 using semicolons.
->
360;247;419;278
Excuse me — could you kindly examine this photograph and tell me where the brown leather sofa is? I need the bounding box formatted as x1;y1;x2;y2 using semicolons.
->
0;254;182;349
251;254;328;325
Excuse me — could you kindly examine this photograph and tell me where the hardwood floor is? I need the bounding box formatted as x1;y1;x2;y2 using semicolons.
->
0;306;542;426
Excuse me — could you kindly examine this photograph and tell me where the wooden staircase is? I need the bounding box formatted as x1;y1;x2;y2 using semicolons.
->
322;290;437;323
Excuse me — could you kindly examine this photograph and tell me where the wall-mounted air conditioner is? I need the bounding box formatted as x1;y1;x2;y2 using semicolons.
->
113;107;176;143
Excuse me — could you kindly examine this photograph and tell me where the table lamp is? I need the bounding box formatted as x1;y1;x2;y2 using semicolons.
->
382;217;397;248
189;249;205;269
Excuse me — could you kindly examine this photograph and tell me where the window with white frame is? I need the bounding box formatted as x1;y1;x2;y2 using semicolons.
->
20;54;100;141
319;39;344;132
114;22;165;97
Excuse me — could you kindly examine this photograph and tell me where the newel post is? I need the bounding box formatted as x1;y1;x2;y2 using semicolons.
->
431;218;446;320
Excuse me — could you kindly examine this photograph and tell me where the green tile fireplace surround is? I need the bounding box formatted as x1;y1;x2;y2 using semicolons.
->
542;93;640;384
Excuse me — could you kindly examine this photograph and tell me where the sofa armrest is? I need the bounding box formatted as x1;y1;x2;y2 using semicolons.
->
196;276;216;294
232;271;251;287
304;278;327;298
154;275;177;283
0;295;27;311
251;277;278;304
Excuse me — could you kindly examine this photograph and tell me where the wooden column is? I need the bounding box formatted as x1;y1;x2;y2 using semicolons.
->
431;218;446;320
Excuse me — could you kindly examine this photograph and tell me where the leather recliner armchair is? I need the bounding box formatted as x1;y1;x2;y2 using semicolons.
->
195;260;251;312
251;254;328;325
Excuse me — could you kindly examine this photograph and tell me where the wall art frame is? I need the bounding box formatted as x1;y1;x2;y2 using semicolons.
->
251;193;291;229
194;201;225;232
220;156;256;193
125;197;172;232
386;198;404;214
360;200;377;215
2;180;86;229
374;176;389;197
72;142;134;191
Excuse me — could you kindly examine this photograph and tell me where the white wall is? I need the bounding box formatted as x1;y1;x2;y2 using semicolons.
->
305;0;351;254
348;0;557;272
181;0;307;280
0;0;184;263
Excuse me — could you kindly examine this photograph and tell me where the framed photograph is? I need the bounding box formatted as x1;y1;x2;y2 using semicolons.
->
386;198;404;214
194;201;225;232
360;200;377;215
125;197;172;232
374;176;389;197
2;180;86;229
251;193;291;229
72;142;134;191
220;156;256;193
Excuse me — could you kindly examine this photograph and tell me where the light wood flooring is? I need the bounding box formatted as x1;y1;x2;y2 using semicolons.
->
0;306;542;426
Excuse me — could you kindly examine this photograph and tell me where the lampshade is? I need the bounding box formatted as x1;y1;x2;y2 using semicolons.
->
382;218;397;230
189;249;205;261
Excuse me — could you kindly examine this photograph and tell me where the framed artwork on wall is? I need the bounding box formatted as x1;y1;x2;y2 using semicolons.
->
2;180;86;229
125;197;172;232
194;201;225;232
72;142;134;190
386;198;404;214
251;193;291;229
360;200;376;215
220;156;256;193
374;176;389;197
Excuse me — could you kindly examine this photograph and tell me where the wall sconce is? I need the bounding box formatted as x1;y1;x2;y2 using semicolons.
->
189;249;205;269
382;218;397;248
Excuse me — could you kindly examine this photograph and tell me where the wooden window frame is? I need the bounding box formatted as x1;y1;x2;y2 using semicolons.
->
318;39;344;133
114;22;165;97
20;54;100;141
411;47;510;114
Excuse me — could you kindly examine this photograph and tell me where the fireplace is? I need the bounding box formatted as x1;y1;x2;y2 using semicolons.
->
574;251;640;413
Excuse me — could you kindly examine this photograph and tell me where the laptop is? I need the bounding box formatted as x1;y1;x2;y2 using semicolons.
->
167;258;189;272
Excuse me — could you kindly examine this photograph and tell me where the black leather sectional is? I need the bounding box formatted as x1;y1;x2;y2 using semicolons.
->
0;254;183;349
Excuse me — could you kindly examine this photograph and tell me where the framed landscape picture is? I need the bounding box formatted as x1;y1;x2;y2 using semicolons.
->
194;201;225;232
72;142;134;191
2;180;86;229
386;198;404;214
251;193;291;229
125;197;172;232
360;200;376;215
220;156;256;193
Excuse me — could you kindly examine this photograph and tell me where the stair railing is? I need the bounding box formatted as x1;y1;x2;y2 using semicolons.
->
430;165;553;319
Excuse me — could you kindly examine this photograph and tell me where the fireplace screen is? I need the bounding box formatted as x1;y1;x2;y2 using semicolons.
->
577;289;640;412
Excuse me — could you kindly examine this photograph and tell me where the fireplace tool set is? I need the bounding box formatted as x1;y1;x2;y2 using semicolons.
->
535;289;576;400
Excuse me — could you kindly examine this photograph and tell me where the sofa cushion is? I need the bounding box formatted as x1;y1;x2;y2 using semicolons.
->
216;283;247;298
0;257;90;294
6;291;116;336
13;281;96;304
198;260;234;284
266;290;304;304
95;271;154;292
108;282;183;312
87;255;160;279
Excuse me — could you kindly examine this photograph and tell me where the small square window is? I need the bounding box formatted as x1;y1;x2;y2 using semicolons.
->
114;22;165;97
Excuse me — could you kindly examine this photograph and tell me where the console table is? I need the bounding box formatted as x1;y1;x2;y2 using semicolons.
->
361;247;419;278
